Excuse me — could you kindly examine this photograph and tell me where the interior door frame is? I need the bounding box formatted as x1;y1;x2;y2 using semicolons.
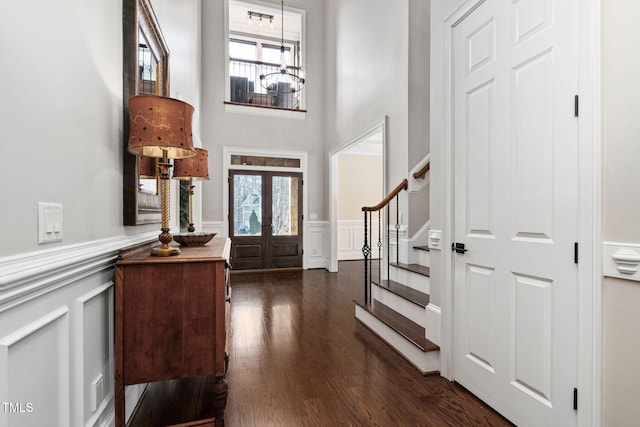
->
430;0;602;425
223;146;309;267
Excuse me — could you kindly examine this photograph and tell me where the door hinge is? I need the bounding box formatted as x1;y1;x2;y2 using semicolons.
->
573;388;578;411
574;242;579;264
302;249;304;255
574;95;579;117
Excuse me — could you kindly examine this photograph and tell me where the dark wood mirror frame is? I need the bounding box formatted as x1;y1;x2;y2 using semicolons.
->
123;0;170;225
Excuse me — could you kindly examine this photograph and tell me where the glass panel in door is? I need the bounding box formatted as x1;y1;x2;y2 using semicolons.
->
272;175;299;236
233;174;262;236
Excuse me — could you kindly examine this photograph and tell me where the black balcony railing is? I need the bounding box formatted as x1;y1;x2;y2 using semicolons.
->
229;58;304;110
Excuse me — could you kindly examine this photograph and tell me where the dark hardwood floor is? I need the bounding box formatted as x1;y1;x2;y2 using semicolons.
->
128;261;512;427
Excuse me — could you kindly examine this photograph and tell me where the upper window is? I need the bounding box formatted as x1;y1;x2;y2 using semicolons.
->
227;0;305;112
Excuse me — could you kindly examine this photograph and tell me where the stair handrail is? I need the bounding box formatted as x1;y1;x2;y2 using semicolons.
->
412;161;430;180
362;179;408;212
361;178;408;306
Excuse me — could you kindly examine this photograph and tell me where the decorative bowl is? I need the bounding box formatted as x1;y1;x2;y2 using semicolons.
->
173;232;216;246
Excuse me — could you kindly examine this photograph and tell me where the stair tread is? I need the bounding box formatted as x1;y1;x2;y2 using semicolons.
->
372;279;429;307
413;245;430;252
391;262;430;277
354;299;439;353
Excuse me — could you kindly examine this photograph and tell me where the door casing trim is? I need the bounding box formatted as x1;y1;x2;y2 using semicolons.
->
223;146;309;268
328;117;387;273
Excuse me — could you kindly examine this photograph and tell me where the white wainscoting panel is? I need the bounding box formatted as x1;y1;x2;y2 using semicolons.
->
0;306;70;427
604;242;640;282
0;233;156;427
74;283;114;427
338;220;380;261
202;221;225;238
338;220;363;261
307;221;329;269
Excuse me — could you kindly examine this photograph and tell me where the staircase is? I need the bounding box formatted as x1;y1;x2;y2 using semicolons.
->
354;177;439;375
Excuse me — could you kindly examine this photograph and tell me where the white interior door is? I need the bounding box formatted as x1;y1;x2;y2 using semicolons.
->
452;0;579;425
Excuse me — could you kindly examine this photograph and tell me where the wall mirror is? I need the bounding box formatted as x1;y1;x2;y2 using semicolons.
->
123;0;170;225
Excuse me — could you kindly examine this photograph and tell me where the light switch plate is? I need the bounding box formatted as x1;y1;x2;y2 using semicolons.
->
38;202;63;244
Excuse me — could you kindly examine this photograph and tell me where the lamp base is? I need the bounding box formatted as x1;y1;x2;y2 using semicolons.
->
151;227;181;256
151;245;181;256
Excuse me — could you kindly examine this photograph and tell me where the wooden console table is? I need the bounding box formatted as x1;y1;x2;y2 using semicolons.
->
114;238;231;427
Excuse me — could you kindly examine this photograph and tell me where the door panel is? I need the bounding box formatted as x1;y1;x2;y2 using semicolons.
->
230;171;265;270
452;0;578;425
270;174;302;268
229;170;303;269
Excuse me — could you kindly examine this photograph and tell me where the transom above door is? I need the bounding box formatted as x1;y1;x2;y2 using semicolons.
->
229;170;303;270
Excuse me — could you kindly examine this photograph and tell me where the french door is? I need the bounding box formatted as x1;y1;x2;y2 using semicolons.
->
229;170;303;270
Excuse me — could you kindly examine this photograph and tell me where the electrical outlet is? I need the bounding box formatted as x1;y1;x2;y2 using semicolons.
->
38;202;63;244
90;374;104;412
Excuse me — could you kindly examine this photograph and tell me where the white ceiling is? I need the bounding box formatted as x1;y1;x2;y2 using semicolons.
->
229;0;302;42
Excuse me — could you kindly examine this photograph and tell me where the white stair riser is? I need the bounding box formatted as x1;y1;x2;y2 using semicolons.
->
355;306;440;375
371;285;426;328
389;267;430;294
416;250;430;268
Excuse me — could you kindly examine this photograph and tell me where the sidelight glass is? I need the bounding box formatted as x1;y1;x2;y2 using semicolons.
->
234;174;262;236
272;176;298;236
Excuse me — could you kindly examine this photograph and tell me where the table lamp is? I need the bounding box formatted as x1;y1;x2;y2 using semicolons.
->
173;147;210;232
128;95;196;256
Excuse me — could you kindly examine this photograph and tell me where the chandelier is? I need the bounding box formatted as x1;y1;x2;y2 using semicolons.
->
259;0;305;94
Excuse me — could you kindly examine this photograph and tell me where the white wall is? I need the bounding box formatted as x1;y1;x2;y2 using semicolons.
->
602;0;640;423
153;0;203;137
337;153;383;220
408;0;430;169
325;0;431;245
407;0;431;237
325;0;410;191
337;153;383;261
0;0;152;258
200;0;327;224
428;0;466;310
0;1;203;425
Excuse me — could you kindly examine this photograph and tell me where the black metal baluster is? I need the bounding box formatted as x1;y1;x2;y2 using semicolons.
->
387;204;390;284
369;211;373;305
396;194;400;265
377;210;382;286
362;210;370;304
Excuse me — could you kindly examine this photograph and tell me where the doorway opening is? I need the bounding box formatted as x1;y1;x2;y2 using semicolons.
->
329;118;386;272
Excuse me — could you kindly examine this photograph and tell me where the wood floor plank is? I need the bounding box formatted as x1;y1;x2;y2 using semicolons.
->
128;261;512;427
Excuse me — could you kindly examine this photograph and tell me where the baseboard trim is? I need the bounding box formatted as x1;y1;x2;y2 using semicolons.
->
425;303;442;346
